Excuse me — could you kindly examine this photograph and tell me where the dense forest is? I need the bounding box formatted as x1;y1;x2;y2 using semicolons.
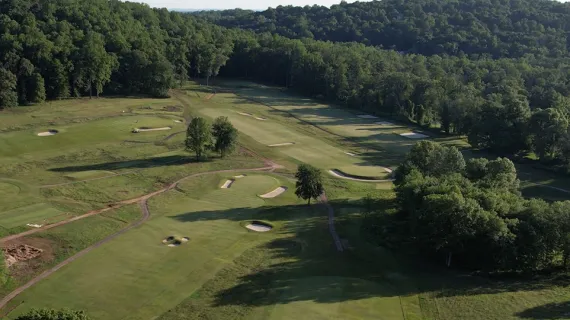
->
195;0;570;58
1;0;570;272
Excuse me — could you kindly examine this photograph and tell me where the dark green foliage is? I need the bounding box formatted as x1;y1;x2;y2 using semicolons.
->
0;68;18;109
392;141;570;272
15;308;90;320
295;164;324;205
211;116;238;158
195;0;570;58
185;117;212;161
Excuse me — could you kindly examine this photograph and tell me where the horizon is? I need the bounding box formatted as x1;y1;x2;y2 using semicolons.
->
134;0;370;11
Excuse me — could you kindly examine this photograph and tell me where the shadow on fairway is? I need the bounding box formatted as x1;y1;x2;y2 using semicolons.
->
49;155;203;172
516;301;570;319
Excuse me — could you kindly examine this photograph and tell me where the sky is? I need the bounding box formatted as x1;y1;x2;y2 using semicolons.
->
136;0;367;10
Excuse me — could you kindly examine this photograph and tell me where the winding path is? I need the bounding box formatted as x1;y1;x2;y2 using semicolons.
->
0;164;279;310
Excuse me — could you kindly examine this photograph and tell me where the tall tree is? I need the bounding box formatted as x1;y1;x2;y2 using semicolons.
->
0;68;18;109
295;164;324;205
211;116;238;158
80;32;117;98
185;117;212;161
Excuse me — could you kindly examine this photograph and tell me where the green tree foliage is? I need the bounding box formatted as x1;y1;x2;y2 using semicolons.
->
0;68;18;109
393;141;570;272
195;0;570;58
185;117;212;161
295;164;324;205
211;116;238;158
15;308;90;320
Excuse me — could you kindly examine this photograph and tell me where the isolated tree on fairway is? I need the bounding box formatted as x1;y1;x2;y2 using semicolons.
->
15;308;91;320
185;117;212;161
295;164;324;205
212;116;238;157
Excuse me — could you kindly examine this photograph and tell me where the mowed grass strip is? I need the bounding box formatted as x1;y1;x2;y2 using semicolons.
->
0;203;64;229
5;175;298;320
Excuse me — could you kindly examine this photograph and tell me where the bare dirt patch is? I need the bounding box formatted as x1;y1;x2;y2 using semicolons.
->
163;105;182;112
2;237;55;278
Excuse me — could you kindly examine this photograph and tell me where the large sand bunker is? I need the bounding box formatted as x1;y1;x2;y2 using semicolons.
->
259;186;288;198
329;169;393;182
400;132;429;139
268;142;295;147
245;221;273;232
133;127;172;133
37;130;59;137
221;179;235;189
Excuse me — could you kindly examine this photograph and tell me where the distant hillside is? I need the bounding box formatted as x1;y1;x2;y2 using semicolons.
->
194;0;570;58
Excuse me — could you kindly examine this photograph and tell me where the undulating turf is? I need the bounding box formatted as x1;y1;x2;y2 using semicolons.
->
0;204;64;229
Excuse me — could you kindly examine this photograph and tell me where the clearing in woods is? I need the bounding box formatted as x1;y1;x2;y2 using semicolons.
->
0;83;569;320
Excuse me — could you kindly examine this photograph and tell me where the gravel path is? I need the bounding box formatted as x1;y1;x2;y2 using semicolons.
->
319;192;344;252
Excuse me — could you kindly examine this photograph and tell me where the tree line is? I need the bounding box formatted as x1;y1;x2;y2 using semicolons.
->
376;141;570;272
195;0;570;58
1;0;570;172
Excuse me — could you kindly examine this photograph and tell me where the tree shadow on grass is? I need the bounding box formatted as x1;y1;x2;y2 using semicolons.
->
48;155;204;172
516;301;570;319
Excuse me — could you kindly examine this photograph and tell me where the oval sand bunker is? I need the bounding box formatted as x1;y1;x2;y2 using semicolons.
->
37;130;59;137
162;236;189;247
246;221;273;232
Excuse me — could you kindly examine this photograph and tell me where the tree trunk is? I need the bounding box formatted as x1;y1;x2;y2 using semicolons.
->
446;252;453;267
308;198;311;205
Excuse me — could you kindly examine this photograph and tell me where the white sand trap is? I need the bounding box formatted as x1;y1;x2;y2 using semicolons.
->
221;180;235;189
384;168;393;173
134;127;172;133
168;243;180;247
254;117;267;121
358;115;379;119
238;112;253;116
268;142;295;147
26;224;43;228
328;170;393;182
37;130;58;136
400;132;429;139
234;175;246;179
246;224;272;232
260;186;288;198
345;152;356;156
375;121;394;126
174;120;183;123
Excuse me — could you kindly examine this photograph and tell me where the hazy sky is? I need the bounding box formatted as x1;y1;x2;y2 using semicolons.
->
137;0;367;10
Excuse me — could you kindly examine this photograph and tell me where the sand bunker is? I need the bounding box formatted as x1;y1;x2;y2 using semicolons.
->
400;132;429;139
238;112;253;116
345;152;356;156
375;121;394;126
268;142;295;147
246;221;273;232
234;175;246;179
133;127;172;133
260;186;288;198
174;120;183;123
329;169;393;182
163;236;189;247
26;224;43;228
3;244;43;267
221;179;235;189
37;130;58;137
254;117;267;121
384;168;393;173
358;115;379;119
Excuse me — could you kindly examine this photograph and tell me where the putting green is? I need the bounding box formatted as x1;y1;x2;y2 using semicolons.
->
258;277;404;320
0;182;20;195
0;115;182;159
0;203;65;229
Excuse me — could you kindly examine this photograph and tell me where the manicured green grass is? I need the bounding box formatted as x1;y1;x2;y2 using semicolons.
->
0;203;64;229
64;171;116;180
